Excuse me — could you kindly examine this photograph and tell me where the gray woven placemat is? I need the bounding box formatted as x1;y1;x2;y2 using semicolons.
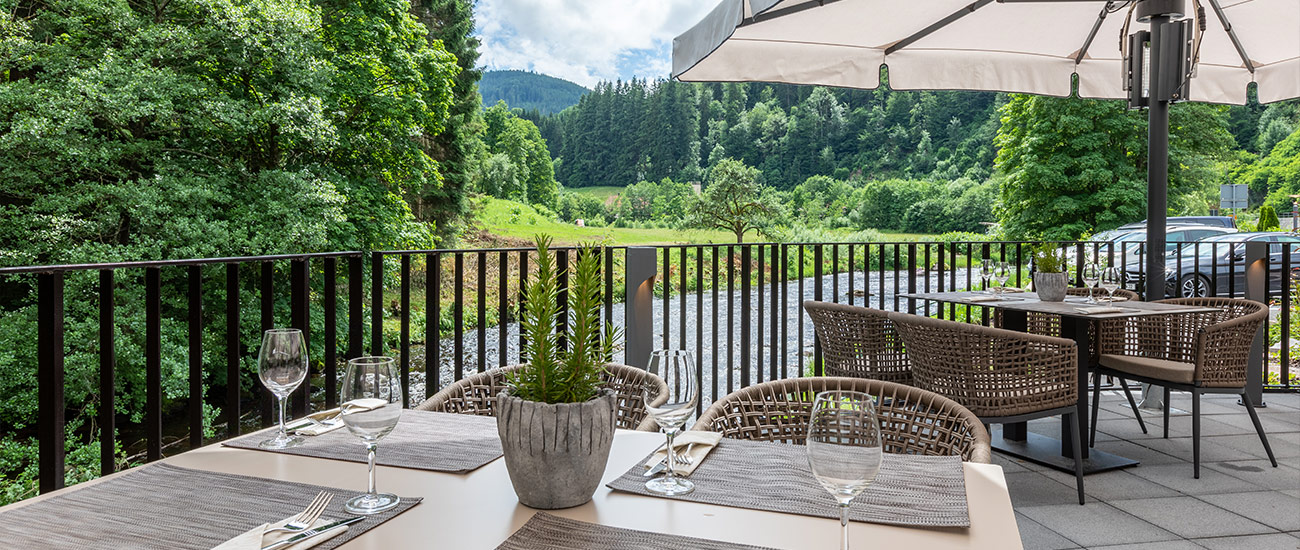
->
607;438;970;528
0;463;418;549
496;513;780;550
225;409;502;473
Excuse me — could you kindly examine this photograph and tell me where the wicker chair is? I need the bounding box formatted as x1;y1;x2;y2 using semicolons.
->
1093;297;1276;478
803;301;911;384
997;287;1148;441
693;377;992;464
888;312;1086;505
414;364;669;432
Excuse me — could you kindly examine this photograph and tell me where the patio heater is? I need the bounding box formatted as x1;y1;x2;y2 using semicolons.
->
1123;0;1198;302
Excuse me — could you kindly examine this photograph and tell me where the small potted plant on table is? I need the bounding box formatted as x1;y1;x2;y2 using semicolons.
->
497;235;622;509
1032;244;1069;302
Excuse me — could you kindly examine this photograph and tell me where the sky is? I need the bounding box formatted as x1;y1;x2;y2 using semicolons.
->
474;0;722;88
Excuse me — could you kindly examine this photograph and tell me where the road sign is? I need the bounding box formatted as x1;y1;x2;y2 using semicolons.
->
1219;183;1248;210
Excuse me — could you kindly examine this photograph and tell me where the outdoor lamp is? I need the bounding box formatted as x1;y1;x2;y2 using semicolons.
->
1123;0;1199;109
624;247;657;369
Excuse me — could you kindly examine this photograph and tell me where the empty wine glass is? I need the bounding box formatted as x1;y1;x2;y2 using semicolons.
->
644;349;698;496
258;329;308;450
807;390;882;550
1082;262;1101;302
341;356;403;514
1100;266;1125;301
993;261;1011;294
979;259;994;293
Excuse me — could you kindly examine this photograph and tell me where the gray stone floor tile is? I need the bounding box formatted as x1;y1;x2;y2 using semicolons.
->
1209;411;1300;433
1037;468;1180;502
1096;417;1190;440
1283;490;1300;499
1110;496;1274;538
1208;433;1300;460
1138;435;1272;464
1093;439;1195;465
1205;460;1300;490
1017;503;1179;547
1127;462;1269;494
1017;512;1082;550
993;453;1034;473
1090;542;1205;550
1007;471;1082;507
1197;491;1300;531
1193;533;1300;550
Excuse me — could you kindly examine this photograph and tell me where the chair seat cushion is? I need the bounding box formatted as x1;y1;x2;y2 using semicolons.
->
1098;354;1195;384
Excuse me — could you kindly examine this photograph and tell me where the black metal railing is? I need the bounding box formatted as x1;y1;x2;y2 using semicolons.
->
0;239;1293;498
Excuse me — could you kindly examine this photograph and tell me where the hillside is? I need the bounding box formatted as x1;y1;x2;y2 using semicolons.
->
480;70;588;115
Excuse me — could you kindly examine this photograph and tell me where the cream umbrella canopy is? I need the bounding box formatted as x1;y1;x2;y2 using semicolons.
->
673;0;1299;299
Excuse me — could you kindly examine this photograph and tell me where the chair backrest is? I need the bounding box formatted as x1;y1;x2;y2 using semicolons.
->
693;377;991;463
888;312;1078;418
414;364;668;431
1097;297;1268;388
803;301;911;384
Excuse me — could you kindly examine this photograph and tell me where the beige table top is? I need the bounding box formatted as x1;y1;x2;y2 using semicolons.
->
4;430;1023;549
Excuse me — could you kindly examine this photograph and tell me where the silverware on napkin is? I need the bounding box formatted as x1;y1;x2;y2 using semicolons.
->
261;516;365;550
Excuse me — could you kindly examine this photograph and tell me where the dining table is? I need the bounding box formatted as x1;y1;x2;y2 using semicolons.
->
901;290;1221;475
0;427;1023;549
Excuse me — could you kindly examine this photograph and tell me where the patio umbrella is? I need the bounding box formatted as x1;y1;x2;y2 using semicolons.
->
673;0;1299;299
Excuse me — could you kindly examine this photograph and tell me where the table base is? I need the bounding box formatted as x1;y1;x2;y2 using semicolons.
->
991;429;1139;475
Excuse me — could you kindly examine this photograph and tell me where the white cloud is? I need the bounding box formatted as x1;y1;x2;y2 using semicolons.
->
476;0;721;87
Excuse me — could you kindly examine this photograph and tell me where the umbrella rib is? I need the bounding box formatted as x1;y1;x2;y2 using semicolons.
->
739;0;844;27
883;0;996;56
1073;2;1114;64
1205;0;1255;72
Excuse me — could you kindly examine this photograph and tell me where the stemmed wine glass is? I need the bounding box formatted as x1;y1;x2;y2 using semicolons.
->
807;390;883;550
1082;262;1101;303
979;259;994;294
993;261;1011;295
258;329;308;450
1100;266;1125;302
340;356;403;514
644;349;698;496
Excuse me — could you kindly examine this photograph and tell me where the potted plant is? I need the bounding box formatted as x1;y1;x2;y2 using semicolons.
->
497;235;622;509
1032;244;1069;302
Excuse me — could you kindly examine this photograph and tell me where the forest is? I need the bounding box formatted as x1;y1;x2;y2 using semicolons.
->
479;70;589;115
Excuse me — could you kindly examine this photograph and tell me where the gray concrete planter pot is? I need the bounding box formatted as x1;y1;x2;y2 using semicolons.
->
1034;272;1069;302
496;389;617;509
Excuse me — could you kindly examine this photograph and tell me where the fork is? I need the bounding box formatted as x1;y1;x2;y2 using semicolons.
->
263;491;333;535
675;442;699;466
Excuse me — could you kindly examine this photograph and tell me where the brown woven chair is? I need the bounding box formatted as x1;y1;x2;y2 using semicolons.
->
693;377;992;464
803;301;911;384
996;287;1148;440
414;364;669;432
1094;297;1276;478
888;312;1085;505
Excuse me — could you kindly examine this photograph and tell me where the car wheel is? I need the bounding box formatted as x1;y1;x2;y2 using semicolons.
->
1179;274;1210;298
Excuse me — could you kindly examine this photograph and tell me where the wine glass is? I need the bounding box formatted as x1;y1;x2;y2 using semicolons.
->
993;261;1011;294
1082;262;1101;302
258;329;308;450
1100;266;1125;301
340;356;403;514
979;259;994;293
807;390;882;550
644;349;698;496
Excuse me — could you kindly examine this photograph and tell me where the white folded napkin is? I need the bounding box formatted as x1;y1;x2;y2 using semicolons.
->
211;516;349;550
291;398;388;436
1076;306;1125;315
1099;296;1129;302
996;287;1027;293
968;296;1003;303
643;431;724;476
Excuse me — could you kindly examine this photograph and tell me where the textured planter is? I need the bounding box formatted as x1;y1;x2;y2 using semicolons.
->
1034;272;1069;302
496;389;617;509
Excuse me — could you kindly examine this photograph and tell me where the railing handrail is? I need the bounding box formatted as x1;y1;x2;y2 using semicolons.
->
0;251;366;275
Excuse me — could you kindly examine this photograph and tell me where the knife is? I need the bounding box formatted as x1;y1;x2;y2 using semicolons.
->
642;458;668;477
261;515;366;550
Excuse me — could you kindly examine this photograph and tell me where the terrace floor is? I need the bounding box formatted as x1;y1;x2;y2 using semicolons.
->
1005;389;1300;550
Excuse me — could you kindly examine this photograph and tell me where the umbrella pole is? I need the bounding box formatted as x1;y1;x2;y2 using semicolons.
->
1146;12;1171;301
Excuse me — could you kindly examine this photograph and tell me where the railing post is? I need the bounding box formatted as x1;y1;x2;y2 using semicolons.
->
624;247;657;369
371;252;384;356
1244;241;1268;407
38;272;65;493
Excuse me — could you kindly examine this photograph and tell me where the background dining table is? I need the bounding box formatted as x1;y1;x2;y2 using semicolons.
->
0;429;1023;549
901;291;1221;474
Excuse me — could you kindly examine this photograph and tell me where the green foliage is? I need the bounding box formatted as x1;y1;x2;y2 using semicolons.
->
1231;123;1300;216
847;179;931;231
1032;244;1065;273
1255;204;1281;232
686;159;779;242
474;101;558;209
613;178;693;225
509;236;617;404
479;70;588;115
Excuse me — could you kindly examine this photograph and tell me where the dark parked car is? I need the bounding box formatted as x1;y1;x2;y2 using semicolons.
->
1155;233;1300;298
1119;216;1237;229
